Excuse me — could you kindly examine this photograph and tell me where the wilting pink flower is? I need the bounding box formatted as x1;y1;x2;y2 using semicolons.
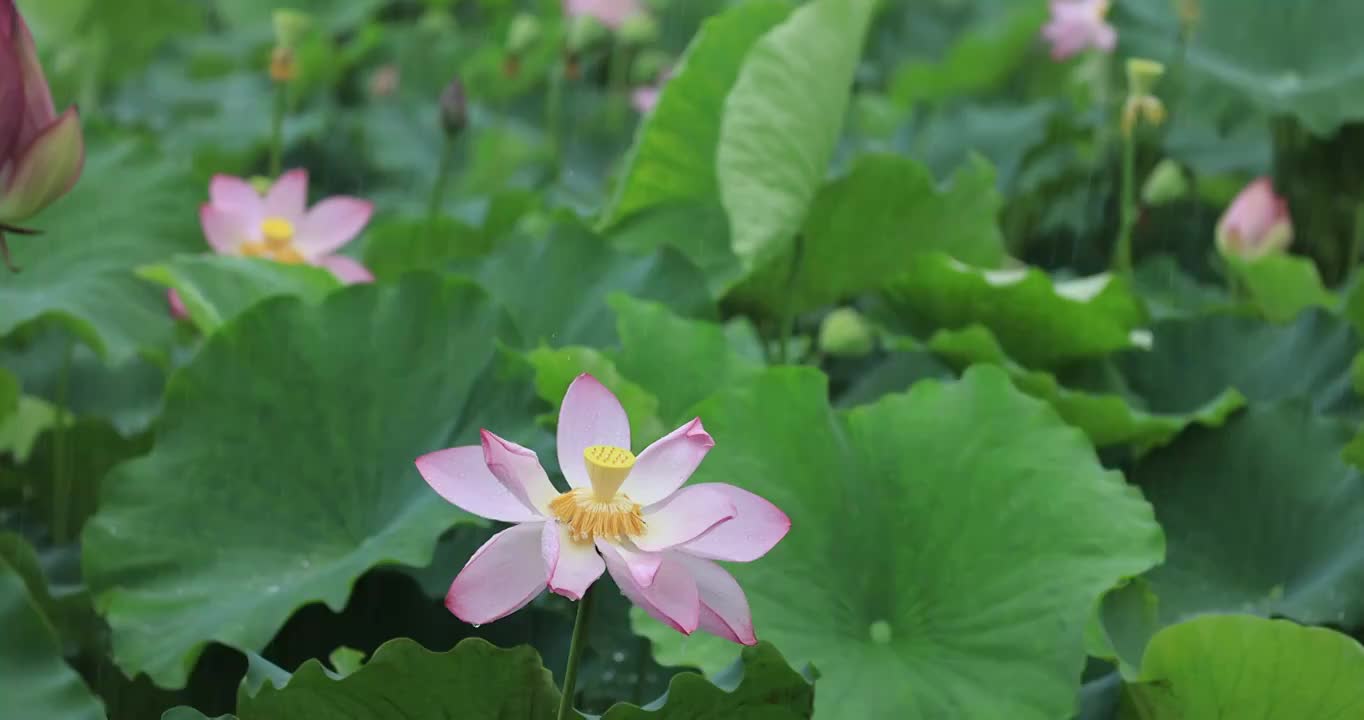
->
417;374;789;643
0;0;84;266
171;170;373;318
1042;0;1116;60
1216;177;1293;260
563;0;644;30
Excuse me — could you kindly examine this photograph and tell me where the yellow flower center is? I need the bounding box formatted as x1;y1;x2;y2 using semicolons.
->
240;217;305;264
548;445;646;543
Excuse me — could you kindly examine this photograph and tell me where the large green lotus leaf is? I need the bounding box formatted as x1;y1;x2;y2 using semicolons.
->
1226;254;1335;324
24;0;202;91
361;217;488;281
1121;615;1364;719
0;368;16;423
645;366;1163;718
717;0;876;271
601;643;814;719
0;139;202;362
454;219;713;349
609;295;763;422
1117;0;1364;135
1115;405;1364;662
881;253;1148;368
239;638;559;719
1114;310;1360;417
889;1;1047;105
733;155;1006;316
928;325;1243;451
0;555;104;720
82;276;515;688
603;0;793;227
909;102;1056;195
139;255;342;335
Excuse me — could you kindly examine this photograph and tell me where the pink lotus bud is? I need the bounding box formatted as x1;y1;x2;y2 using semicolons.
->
1216;178;1293;260
1041;0;1116;61
0;0;84;226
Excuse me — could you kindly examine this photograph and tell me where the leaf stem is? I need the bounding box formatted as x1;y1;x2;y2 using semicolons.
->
607;35;629;132
269;81;288;177
776;234;805;365
51;339;74;543
1114;130;1137;274
1348;203;1364;285
557;584;596;720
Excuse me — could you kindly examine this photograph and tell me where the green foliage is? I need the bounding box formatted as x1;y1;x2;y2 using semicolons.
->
647;367;1163;718
83;277;514;687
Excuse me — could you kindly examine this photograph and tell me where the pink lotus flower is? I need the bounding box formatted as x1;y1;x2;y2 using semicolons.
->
171;170;373;318
1042;0;1116;60
1216;177;1293;260
0;0;85;267
563;0;644;30
416;374;789;643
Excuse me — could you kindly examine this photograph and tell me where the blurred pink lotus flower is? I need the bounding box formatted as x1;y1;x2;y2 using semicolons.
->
563;0;644;30
631;85;660;114
1042;0;1116;60
170;170;373;319
416;374;789;643
1216;177;1293;260
0;0;85;268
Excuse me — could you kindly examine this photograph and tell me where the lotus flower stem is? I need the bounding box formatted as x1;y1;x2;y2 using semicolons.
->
1113;132;1137;274
50;339;74;543
427;133;458;233
268;82;287;177
556;583;596;720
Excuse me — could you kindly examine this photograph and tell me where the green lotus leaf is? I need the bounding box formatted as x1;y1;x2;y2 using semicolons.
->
0;139;201;362
641;365;1163;718
718;0;876;271
83;276;519;688
138;255;341;335
1121;615;1364;718
881;253;1148;368
928;325;1243;451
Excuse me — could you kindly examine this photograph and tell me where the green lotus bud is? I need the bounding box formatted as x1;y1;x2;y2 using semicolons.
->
566;13;608;54
1141;159;1189;206
1126;57;1165;97
506;13;542;56
630;49;669;85
618;13;658;46
439;77;467;137
818;308;875;357
272;9;312;51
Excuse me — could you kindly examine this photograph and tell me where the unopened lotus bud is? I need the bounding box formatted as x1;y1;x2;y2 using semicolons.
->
506;13;542;56
272;9;312;51
566;13;608;54
439;78;467;137
818;308;875;357
1141;159;1188;206
1126;58;1165;97
618;13;657;46
269;46;297;83
0;0;86;269
1216;178;1293;260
